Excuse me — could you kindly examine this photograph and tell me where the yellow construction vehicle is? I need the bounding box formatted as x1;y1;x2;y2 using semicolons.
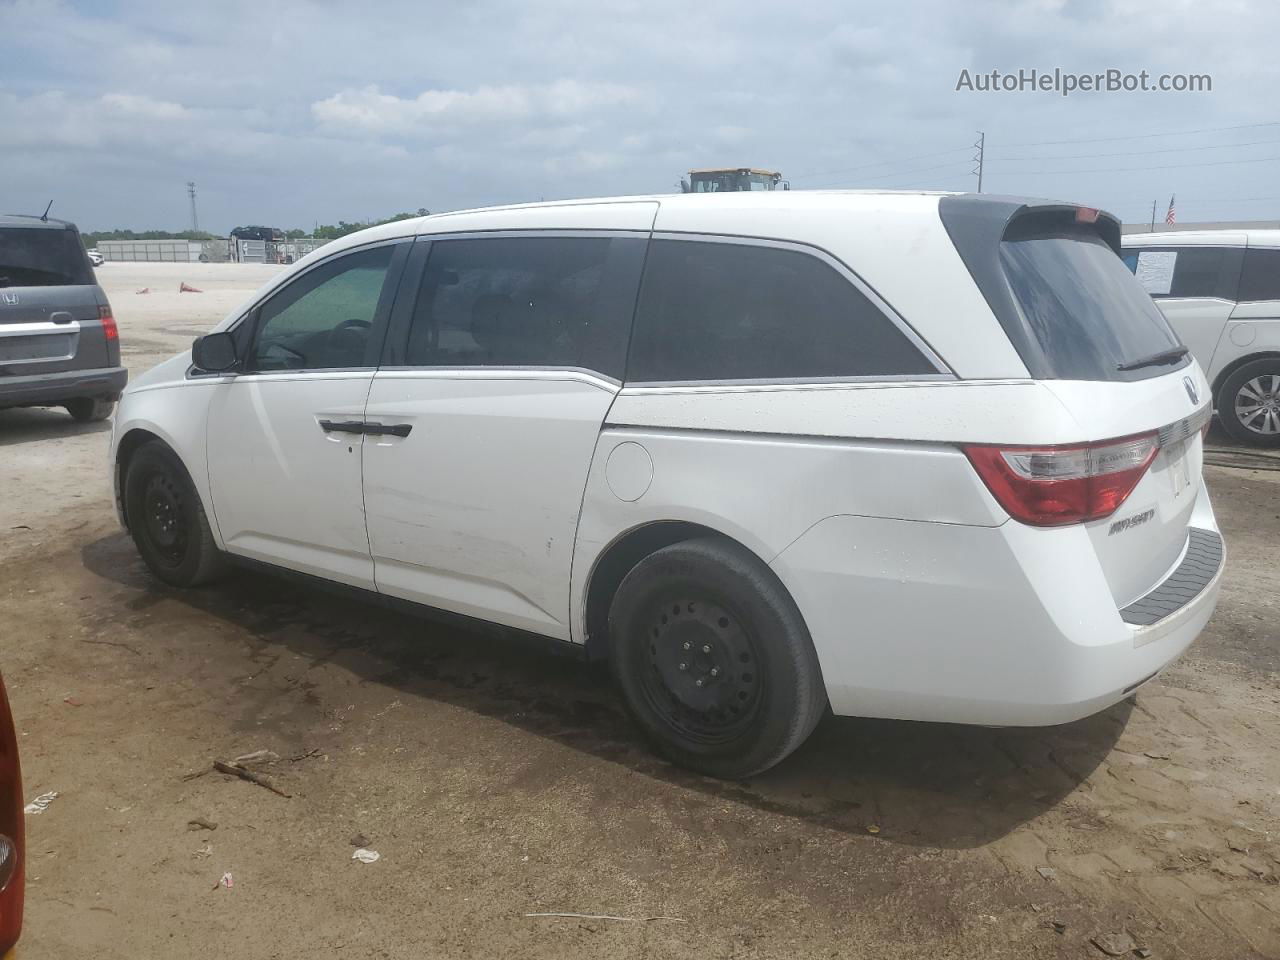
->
680;168;788;193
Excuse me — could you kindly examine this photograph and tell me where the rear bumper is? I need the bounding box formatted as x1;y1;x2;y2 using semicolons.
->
0;366;127;408
771;487;1223;727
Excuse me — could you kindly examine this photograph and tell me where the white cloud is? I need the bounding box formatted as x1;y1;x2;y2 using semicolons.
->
311;80;641;137
100;93;189;120
3;0;1280;231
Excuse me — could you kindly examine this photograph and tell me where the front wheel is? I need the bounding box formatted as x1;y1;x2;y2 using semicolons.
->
124;441;228;587
1217;359;1280;446
608;536;827;779
65;398;114;422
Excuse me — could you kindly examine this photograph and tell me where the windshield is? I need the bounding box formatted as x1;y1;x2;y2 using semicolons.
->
0;227;94;287
999;225;1186;381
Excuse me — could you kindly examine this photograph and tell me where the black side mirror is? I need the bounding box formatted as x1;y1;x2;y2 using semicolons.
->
192;331;238;372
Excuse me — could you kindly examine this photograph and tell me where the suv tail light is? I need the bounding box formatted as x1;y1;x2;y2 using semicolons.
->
99;304;118;341
964;432;1159;526
0;673;22;954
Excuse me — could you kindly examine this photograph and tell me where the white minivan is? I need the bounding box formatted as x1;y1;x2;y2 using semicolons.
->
1123;230;1280;445
111;192;1223;778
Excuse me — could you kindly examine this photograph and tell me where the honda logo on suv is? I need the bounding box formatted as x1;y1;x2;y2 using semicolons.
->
1183;376;1199;405
1;293;18;305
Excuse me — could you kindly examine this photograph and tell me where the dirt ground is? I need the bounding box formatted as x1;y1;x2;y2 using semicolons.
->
2;262;1278;959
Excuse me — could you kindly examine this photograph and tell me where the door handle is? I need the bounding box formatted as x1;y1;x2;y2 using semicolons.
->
319;419;367;435
364;422;413;438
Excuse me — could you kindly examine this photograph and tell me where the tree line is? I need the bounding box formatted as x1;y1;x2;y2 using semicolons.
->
81;209;431;246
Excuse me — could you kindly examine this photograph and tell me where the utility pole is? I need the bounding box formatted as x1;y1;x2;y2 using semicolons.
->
1150;200;1157;231
187;181;199;233
972;131;985;193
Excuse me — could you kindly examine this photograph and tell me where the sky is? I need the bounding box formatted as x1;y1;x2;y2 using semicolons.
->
2;0;1279;233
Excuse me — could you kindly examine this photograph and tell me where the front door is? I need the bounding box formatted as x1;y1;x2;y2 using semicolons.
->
362;233;647;638
206;241;405;588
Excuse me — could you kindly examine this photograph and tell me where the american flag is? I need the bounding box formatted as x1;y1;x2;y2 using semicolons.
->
1165;195;1176;225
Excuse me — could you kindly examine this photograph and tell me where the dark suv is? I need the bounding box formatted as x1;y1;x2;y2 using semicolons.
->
0;215;126;422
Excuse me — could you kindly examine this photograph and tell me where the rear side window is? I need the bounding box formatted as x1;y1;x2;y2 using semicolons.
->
1238;248;1280;301
1000;225;1184;381
405;236;645;379
0;228;93;287
1124;247;1238;299
626;239;936;383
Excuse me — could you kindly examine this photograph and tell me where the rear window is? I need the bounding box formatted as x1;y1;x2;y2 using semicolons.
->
1000;224;1185;381
0;227;94;287
1238;248;1280;302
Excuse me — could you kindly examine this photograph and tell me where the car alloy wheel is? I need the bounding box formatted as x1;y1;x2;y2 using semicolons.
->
1234;374;1280;436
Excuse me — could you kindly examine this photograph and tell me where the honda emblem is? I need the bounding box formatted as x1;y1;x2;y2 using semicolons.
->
0;292;17;305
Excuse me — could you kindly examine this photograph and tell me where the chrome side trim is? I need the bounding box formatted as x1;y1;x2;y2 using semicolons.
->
374;366;621;391
412;229;651;241
622;373;956;393
648;230;953;376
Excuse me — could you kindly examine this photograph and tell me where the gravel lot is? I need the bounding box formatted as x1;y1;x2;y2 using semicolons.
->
2;262;1278;959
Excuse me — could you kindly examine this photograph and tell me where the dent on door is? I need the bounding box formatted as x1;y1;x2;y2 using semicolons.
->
362;372;618;640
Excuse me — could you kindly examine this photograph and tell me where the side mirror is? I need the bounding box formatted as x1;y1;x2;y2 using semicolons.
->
192;331;238;372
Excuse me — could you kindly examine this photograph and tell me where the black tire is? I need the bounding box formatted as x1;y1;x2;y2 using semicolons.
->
608;536;827;779
65;398;114;422
124;441;228;587
1216;358;1280;447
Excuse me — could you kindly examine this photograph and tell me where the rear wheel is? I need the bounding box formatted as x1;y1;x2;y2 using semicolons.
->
65;398;114;422
608;536;827;779
124;441;228;587
1217;358;1280;447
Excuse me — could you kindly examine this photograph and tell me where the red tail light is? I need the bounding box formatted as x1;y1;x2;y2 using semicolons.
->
99;304;118;341
964;432;1160;526
0;673;23;954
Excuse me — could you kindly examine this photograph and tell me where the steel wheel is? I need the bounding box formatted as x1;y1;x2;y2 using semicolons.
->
1234;374;1280;436
141;472;190;567
639;596;763;745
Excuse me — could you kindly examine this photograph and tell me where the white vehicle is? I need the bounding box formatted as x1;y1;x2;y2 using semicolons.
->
87;249;104;266
110;192;1223;778
1123;230;1280;444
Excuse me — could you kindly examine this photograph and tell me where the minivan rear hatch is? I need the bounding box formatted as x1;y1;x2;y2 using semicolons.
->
0;222;108;371
942;197;1210;610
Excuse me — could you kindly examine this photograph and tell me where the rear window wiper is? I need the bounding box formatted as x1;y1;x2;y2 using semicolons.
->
1116;345;1189;372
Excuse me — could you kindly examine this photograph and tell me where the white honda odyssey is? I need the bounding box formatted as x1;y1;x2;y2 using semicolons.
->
1123;230;1280;445
110;191;1224;778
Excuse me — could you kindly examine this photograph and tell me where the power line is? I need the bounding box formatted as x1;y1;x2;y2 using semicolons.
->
806;159;973;189
991;136;1280;163
790;121;1280;187
789;146;970;181
1001;119;1280;149
995;153;1280;176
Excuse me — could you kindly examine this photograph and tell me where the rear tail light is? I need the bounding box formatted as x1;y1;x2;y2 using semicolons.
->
964;432;1159;526
99;304;118;341
0;673;22;954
